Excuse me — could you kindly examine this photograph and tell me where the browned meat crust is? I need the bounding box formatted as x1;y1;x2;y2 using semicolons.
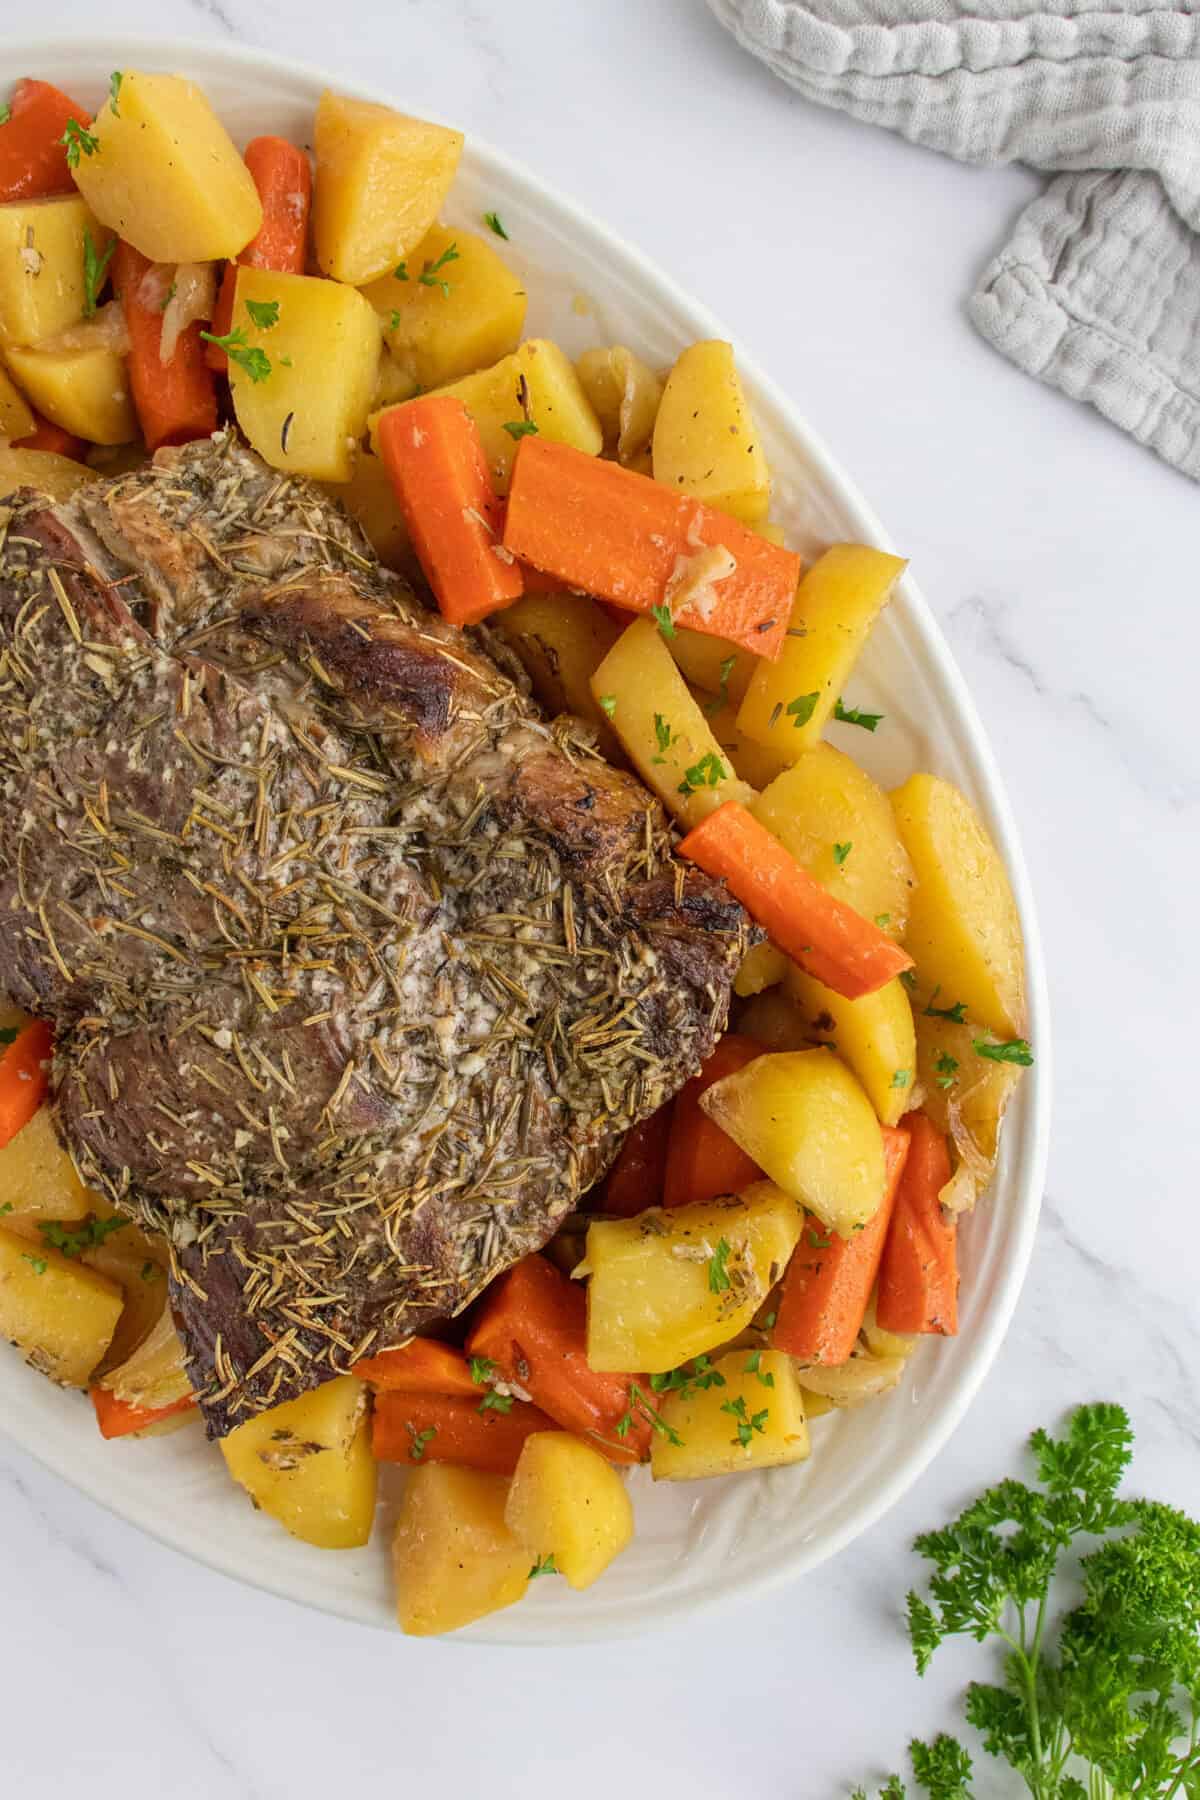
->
0;432;755;1435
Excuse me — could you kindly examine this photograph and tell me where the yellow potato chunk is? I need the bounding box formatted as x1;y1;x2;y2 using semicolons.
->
518;339;603;456
702;691;790;791
73;72;261;263
650;1348;809;1481
323;449;411;571
491;590;622;756
0;445;97;503
0;1106;91;1221
590;617;756;829
653;339;770;525
737;544;906;756
363;223;525;390
576;345;662;463
505;1431;634;1590
784;968;916;1127
752;743;915;937
892;773;1025;1039
736;988;814;1053
861;1290;916;1361
228;268;381;482
372;351;518;486
582;1183;803;1373
314;92;463;286
4;343;134;444
0;1224;122;1386
0;362;34;437
393;1464;529;1636
221;1374;376;1549
914;1009;1023;1199
667;626;755;708
734;940;789;998
372;346;420;411
0;195;105;347
701;1049;885;1235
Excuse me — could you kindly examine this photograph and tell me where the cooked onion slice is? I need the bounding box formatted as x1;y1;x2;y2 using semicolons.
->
159;261;217;364
36;300;131;356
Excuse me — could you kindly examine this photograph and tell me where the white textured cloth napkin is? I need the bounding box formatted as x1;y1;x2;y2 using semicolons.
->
708;0;1200;479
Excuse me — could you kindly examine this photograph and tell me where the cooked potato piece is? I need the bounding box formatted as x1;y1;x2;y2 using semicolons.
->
861;1290;916;1361
702;691;790;791
5;343;134;445
363;223;525;390
221;1374;376;1549
0;362;34;437
892;773;1025;1039
590;618;755;829
491;590;621;756
576;345;662;463
505;1432;633;1589
0;1224;122;1386
796;1348;908;1407
0;1106;91;1220
323;449;411;571
734;940;788;998
73;72;261;263
914;1010;1023;1198
667;627;755;707
314;92;463;286
518;339;603;456
784;968;916;1127
583;1184;802;1373
701;1049;885;1235
371;351;519;486
0;195;105;347
752;744;915;938
372;347;420;411
0;446;98;505
97;1305;191;1413
394;1464;529;1636
651;1348;809;1481
736;988;814;1052
653;340;770;525
228;268;381;482
737;545;905;756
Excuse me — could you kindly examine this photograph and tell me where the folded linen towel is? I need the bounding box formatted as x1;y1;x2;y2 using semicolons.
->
707;0;1200;479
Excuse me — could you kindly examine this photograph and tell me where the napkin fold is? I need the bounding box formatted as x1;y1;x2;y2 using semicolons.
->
708;0;1200;479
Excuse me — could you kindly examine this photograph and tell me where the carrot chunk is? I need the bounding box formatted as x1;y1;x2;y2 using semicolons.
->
371;1390;555;1475
599;1107;672;1217
90;1387;196;1440
0;79;90;203
12;412;86;460
207;135;312;372
663;1034;764;1208
113;241;218;452
0;1018;52;1149
876;1114;958;1335
354;1337;478;1397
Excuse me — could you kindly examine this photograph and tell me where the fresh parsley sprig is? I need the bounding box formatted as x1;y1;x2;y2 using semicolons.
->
60;118;99;168
199;326;271;383
82;228;116;318
854;1404;1200;1800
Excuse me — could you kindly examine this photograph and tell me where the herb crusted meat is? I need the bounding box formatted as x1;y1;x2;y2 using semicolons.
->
0;432;754;1436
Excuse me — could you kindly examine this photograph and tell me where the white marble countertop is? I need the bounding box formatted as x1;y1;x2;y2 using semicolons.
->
2;4;1198;1796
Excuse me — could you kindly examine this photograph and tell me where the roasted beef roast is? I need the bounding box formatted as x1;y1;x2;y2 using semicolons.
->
0;433;753;1434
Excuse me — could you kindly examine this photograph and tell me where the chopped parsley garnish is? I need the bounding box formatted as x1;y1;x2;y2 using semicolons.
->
834;697;883;732
974;1037;1034;1066
708;1237;733;1294
408;1425;436;1461
199;327;271;383
502;418;538;439
891;1068;911;1089
469;1355;499;1385
649;1355;726;1401
244;297;280;331
81;228;116;319
722;1394;769;1448
418;241;459;295
924;988;967;1023
785;690;819;728
616;1383;683;1446
761;1310;777;1331
933;1051;959;1090
705;652;739;717
678;752;726;798
650;601;676;640
483;210;509;240
651;713;678;763
60;118;99;168
393;261;408;281
0;103;11;128
900;969;918;992
529;1553;558;1578
744;1349;775;1388
806;1227;833;1250
0;1201;12;1215
109;71;123;116
22;1253;48;1275
832;841;852;865
478;1390;515;1414
598;694;617;717
874;913;891;928
38;1214;127;1258
388;309;402;331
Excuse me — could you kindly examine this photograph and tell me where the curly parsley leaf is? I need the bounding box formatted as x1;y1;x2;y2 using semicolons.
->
244;297;280;331
502;418;538;439
924;989;968;1023
834;696;884;732
678;751;726;798
199;327;271;383
786;690;819;728
408;1425;436;1462
650;601;676;640
38;1214;127;1258
529;1553;558;1577
82;227;116;319
418;241;459;295
974;1038;1034;1067
483;210;509;240
934;1052;959;1089
60;117;99;168
707;1237;732;1294
109;71;123;116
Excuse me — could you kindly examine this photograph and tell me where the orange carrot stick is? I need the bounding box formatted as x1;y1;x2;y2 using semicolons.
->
678;802;914;1000
371;1390;556;1475
599;1106;672;1217
663;1034;764;1209
773;1125;910;1364
90;1387;196;1440
207;135;312;373
0;79;90;203
0;1019;52;1149
876;1114;958;1336
379;395;524;627
113;242;218;452
354;1337;478;1397
466;1253;653;1464
502;437;800;658
12;412;86;460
